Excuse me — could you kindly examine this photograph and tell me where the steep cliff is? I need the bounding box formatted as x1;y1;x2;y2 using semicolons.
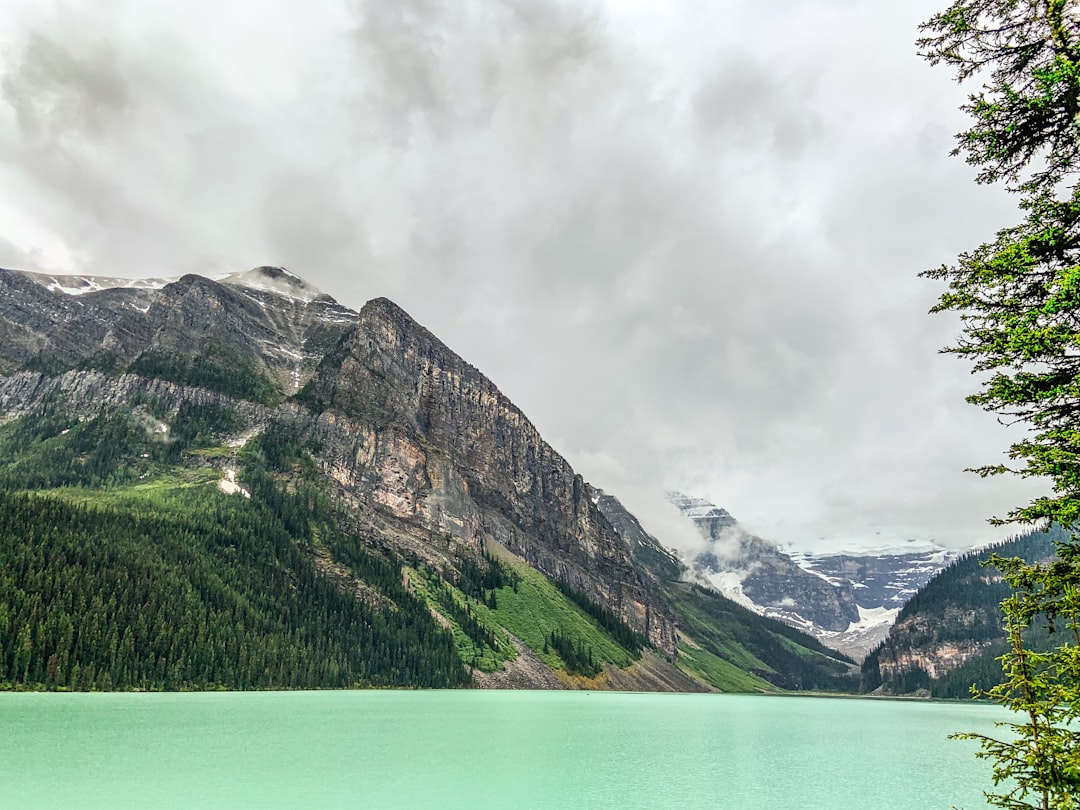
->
0;264;856;692
298;297;676;654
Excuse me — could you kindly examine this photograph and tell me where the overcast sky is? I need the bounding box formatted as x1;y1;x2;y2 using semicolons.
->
0;0;1050;552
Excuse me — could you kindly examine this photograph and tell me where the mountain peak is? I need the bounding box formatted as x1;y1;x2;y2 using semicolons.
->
9;268;174;296
666;491;735;522
218;266;329;304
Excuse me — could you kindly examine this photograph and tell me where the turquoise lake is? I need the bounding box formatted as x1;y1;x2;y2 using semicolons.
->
0;691;1008;809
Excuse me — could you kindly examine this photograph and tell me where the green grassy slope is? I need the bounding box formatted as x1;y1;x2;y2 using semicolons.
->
411;549;644;680
660;582;857;692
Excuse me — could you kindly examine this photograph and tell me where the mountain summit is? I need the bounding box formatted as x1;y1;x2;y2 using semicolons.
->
0;266;855;692
666;492;954;659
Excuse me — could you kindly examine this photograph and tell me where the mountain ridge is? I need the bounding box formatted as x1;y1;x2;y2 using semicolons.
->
666;492;955;659
0;264;855;693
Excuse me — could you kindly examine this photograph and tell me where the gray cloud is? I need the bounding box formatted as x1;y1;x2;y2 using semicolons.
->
0;0;1046;551
2;31;130;142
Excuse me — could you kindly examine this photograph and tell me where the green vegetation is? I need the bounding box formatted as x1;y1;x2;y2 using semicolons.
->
409;568;515;673
554;579;646;656
0;407;165;490
0;486;466;690
675;643;774;693
660;581;856;692
0;409;468;691
480;558;639;674
129;344;281;405
411;548;643;678
170;401;245;447
919;1;1080;804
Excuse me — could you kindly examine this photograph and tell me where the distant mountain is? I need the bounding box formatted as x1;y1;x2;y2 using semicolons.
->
595;492;856;690
666;493;955;660
667;492;859;630
787;546;957;611
0;265;855;693
860;528;1062;697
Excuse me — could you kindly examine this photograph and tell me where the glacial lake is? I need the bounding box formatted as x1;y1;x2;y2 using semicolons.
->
1;691;1007;809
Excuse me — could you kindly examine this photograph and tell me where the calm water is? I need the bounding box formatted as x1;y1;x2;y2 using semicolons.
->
0;691;1007;809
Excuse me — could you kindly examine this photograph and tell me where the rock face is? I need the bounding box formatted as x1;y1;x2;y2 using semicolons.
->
869;608;997;691
861;529;1060;696
0;266;677;658
667;492;860;633
0;266;357;393
593;489;684;583
301;297;677;655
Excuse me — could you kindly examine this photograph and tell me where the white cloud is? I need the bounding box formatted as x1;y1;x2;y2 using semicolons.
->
0;0;1046;550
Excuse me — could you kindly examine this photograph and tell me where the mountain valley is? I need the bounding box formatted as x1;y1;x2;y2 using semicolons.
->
0;265;856;693
665;493;955;660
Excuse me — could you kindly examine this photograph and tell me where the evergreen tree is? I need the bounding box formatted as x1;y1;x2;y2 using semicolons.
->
919;2;1080;806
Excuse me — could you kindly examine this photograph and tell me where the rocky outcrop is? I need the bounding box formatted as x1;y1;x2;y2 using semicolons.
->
877;642;990;680
301;297;678;655
668;492;860;633
0;266;357;395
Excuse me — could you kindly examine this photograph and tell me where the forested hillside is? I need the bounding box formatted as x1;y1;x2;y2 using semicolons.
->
860;528;1061;697
0;267;860;693
0;404;666;690
0;412;467;690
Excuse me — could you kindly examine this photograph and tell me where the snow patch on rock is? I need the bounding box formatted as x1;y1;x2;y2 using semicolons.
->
218;468;250;499
219;266;325;303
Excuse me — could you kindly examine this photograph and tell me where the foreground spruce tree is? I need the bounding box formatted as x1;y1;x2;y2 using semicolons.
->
917;1;1080;807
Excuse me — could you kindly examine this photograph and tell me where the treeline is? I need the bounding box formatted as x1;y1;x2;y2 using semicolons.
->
21;342;282;407
0;490;467;690
544;629;600;677
860;528;1063;696
0;408;159;490
129;344;280;405
554;580;645;657
0;400;257;492
454;551;519;603
427;577;503;663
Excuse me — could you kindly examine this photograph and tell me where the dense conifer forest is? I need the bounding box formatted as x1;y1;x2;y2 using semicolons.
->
0;409;468;690
860;528;1062;697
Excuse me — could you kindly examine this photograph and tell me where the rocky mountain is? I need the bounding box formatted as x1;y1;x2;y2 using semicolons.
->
667;493;858;630
0;266;357;396
0;265;855;693
594;491;857;690
860;528;1061;697
666;493;954;660
787;545;957;612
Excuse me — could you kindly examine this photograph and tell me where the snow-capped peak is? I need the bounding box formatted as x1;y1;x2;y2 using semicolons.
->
666;491;735;521
218;266;325;303
13;265;331;306
21;273;173;296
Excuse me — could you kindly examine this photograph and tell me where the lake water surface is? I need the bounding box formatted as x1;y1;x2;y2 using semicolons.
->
1;691;1006;809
